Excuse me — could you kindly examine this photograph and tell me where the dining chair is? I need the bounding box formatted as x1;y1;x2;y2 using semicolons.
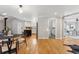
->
16;35;27;51
0;38;18;54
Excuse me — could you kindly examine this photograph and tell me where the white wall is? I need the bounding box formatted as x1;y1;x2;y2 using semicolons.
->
0;16;37;34
0;20;4;32
55;17;63;39
11;19;25;34
37;16;63;39
31;17;37;34
38;17;49;39
0;16;64;39
0;17;25;34
0;16;4;32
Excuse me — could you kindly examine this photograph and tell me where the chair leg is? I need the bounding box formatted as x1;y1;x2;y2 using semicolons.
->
16;43;18;54
0;46;2;54
0;40;2;54
24;36;27;46
17;41;19;49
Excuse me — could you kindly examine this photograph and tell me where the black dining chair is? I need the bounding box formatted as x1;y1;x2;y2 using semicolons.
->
0;38;18;54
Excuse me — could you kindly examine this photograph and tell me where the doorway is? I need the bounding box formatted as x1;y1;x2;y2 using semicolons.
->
49;18;56;39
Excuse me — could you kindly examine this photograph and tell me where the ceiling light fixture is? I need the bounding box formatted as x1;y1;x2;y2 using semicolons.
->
18;5;23;13
2;13;7;16
54;12;57;15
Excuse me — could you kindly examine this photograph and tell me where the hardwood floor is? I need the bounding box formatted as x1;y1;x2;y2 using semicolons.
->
17;35;79;54
17;34;38;54
17;34;65;54
38;39;65;54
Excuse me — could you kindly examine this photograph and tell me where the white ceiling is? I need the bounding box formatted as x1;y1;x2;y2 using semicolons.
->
0;5;79;21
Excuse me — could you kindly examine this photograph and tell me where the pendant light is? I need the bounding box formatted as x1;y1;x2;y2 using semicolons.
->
18;5;23;13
